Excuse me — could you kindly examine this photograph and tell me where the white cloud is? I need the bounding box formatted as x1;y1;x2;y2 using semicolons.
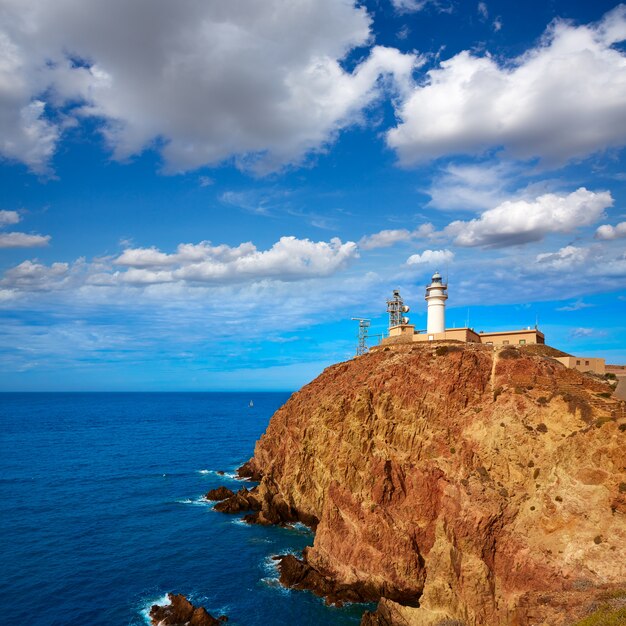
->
595;221;626;240
444;188;612;248
536;245;591;270
0;209;50;247
2;235;358;295
390;0;453;14
556;298;594;311
569;327;607;338
387;6;626;166
0;0;417;174
113;236;358;285
406;249;454;265
1;260;70;290
426;161;516;211
0;232;50;248
477;2;488;20
0;210;20;226
360;228;412;250
391;0;428;13
493;17;503;32
359;223;433;250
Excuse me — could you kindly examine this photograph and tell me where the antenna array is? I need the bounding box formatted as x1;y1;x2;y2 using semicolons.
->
386;289;410;329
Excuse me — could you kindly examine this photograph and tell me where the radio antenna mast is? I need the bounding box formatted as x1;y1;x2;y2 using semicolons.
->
351;318;371;356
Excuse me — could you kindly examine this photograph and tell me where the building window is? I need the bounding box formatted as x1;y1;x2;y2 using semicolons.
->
503;340;509;345
519;339;526;345
576;360;580;365
585;361;589;366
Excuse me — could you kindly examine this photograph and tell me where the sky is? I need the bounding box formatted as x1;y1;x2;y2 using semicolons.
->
1;0;626;391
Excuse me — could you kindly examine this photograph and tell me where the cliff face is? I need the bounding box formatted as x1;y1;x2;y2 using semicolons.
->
245;343;626;625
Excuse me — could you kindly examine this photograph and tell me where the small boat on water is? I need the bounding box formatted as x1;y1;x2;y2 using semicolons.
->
249;400;254;408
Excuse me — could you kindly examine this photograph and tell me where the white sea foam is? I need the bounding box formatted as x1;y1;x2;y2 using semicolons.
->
175;496;212;507
195;468;257;482
139;593;171;623
262;554;280;576
230;517;250;527
285;522;313;535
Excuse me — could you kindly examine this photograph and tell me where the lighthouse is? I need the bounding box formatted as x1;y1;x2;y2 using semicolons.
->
425;271;448;335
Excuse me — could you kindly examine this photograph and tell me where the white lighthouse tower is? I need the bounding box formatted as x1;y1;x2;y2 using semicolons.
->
425;271;448;335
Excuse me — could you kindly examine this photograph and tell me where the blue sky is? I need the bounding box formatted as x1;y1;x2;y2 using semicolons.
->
1;0;625;391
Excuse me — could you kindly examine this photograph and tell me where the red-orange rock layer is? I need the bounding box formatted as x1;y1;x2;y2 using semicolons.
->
244;342;626;625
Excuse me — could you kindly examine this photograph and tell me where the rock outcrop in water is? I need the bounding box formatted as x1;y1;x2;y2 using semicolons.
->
239;342;626;625
212;487;261;514
149;593;226;625
204;486;235;501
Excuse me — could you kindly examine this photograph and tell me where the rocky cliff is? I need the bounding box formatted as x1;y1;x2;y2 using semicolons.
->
242;342;626;625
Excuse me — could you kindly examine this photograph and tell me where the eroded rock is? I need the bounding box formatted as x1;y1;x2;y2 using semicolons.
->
212;487;261;513
204;486;235;501
149;593;227;626
242;342;626;625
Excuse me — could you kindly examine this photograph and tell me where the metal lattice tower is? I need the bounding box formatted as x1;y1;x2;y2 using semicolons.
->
351;318;371;356
386;289;410;329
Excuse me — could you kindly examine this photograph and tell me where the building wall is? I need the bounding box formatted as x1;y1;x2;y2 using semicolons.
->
388;324;415;338
384;326;544;346
554;356;606;375
478;329;545;346
411;328;481;343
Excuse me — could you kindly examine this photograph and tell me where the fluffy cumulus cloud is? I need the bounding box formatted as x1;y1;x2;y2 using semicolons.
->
387;5;626;165
0;260;70;291
0;235;358;295
443;188;612;248
0;232;50;248
359;223;433;250
595;221;626;240
406;248;454;265
536;245;591;270
0;209;50;248
0;0;417;174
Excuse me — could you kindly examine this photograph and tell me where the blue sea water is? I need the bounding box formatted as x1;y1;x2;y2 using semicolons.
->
0;393;369;625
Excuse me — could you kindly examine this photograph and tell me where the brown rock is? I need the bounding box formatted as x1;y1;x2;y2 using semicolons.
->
204;486;235;501
242;342;626;625
237;460;263;481
275;553;386;606
213;487;261;513
149;593;226;626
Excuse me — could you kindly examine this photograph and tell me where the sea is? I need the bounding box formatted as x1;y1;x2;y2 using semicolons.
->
0;392;371;625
